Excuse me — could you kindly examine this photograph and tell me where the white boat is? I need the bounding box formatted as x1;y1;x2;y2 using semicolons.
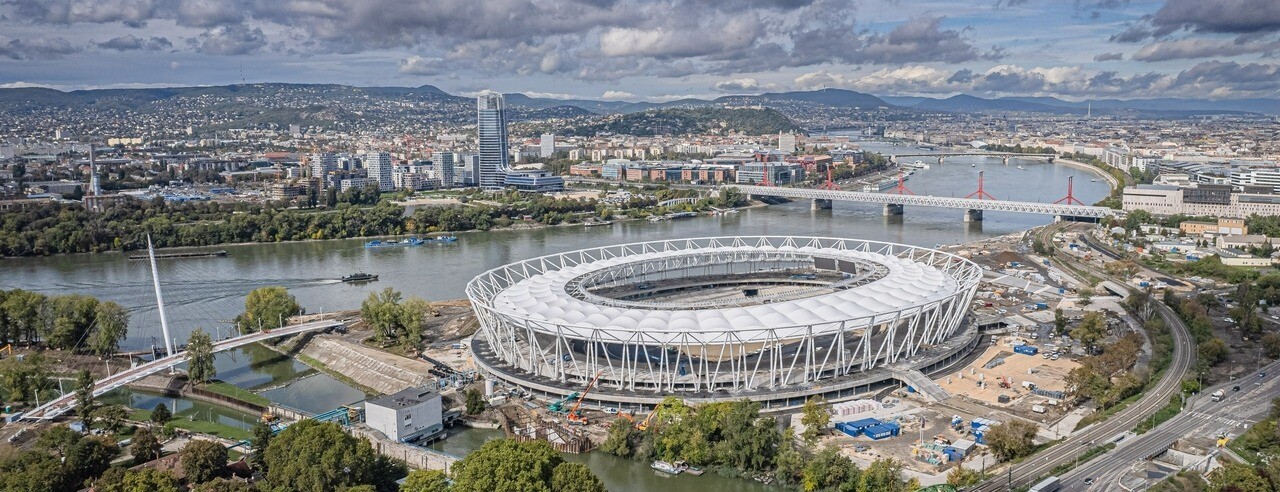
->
971;163;976;167
1017;165;1026;170
651;460;683;475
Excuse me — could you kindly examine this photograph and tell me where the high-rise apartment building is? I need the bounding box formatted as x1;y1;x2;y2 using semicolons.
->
364;151;394;192
540;133;555;158
309;152;338;187
477;94;509;190
778;132;797;153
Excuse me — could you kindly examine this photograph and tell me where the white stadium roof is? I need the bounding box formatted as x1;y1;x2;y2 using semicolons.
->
488;243;967;343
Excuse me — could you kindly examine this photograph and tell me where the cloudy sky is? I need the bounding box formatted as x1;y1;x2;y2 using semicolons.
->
1;0;1278;101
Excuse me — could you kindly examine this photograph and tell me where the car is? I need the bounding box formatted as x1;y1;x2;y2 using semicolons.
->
1233;385;1241;391
1262;372;1268;378
1084;478;1095;485
603;407;619;415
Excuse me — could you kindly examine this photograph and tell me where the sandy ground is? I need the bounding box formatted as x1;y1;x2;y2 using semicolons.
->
935;337;1079;411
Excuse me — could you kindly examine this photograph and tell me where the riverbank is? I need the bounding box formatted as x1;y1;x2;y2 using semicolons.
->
1055;157;1119;190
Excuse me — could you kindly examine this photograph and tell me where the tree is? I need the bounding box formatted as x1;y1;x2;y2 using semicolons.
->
1199;338;1228;366
599;417;636;457
193;478;257;492
1071;312;1107;353
550;462;605;492
264;420;405;492
400;470;450;492
151;402;172;426
400;297;433;351
801;446;862;492
362;288;404;341
985;420;1038;461
75;369;98;430
249;420;272;472
181;439;228;484
1208;462;1269;492
947;466;983;487
1263;333;1280;359
0;352;50;402
800;396;830;445
88;301;130;356
1053;308;1068;335
236;287;300;333
464;388;486;415
1077;289;1094;307
449;439;566;492
120;469;182;492
131;427;162;465
186;328;216;385
96;405;129;433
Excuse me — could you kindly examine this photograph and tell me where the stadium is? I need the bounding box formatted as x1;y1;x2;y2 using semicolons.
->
466;236;983;408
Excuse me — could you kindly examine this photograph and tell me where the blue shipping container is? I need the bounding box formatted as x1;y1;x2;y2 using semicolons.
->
863;422;900;440
1014;345;1039;355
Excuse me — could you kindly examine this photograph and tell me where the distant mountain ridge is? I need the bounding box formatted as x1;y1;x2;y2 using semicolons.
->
1;83;1275;120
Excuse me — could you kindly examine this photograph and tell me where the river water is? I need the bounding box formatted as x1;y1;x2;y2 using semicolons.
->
0;142;1109;489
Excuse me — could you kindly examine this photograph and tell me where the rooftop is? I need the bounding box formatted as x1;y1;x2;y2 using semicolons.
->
366;386;438;410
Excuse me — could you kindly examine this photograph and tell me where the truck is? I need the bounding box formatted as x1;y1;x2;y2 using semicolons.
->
1029;476;1061;492
1212;389;1226;402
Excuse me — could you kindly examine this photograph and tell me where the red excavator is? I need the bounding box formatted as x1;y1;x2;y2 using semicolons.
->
566;371;603;425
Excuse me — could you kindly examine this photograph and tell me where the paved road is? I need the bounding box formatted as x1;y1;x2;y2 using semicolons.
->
22;318;345;420
1064;358;1280;490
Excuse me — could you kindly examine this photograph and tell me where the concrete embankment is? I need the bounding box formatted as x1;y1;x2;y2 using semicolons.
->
294;336;435;396
128;374;267;416
349;426;459;471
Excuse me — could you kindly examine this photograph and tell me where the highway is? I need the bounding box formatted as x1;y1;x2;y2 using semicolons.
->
1064;358;1280;490
969;224;1196;491
22;318;346;421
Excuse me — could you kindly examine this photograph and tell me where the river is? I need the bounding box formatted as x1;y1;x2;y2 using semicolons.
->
0;142;1109;490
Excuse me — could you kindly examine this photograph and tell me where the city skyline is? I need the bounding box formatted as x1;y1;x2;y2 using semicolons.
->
0;0;1276;101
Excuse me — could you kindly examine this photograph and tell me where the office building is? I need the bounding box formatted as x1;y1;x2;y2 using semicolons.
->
365;386;443;442
541;133;555;158
1123;184;1280;217
477;94;510;190
364;151;394;192
503;169;564;193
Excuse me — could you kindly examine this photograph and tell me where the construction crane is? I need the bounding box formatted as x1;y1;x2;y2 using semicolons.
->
547;392;579;413
566;371;603;425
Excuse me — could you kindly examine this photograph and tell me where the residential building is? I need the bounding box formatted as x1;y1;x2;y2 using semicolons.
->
1179;218;1247;237
541;133;555;158
778;132;797;153
339;177;374;192
363;151;394;192
477;94;509;190
309;152;338;187
364;386;443;442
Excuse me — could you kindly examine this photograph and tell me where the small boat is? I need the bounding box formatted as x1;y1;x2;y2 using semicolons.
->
341;272;378;283
971;163;976;167
1090;178;1097;182
425;235;458;243
651;460;683;475
685;467;705;476
365;237;425;248
1017;165;1026;170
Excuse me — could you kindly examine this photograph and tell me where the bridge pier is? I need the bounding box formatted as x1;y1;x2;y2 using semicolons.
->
1002;157;1010;166
964;209;983;222
937;156;945;165
883;203;904;216
1048;156;1056;163
811;198;832;210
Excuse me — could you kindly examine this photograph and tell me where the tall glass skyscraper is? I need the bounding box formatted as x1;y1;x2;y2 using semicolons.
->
476;94;509;190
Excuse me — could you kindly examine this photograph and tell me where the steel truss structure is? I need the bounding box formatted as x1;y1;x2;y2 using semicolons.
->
728;184;1115;218
467;236;981;394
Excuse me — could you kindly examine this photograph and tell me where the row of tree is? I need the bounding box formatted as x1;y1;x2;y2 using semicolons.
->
361;288;434;350
598;396;917;491
0;288;129;354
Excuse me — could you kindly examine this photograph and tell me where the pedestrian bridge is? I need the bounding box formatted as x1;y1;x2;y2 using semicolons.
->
22;318;346;421
725;184;1115;220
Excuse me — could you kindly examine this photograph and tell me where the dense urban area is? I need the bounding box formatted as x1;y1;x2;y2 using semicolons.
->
1;76;1280;492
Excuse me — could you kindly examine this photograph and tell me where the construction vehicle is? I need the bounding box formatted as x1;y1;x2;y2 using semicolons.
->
547;392;579;413
566;371;603;425
998;376;1011;389
636;411;657;431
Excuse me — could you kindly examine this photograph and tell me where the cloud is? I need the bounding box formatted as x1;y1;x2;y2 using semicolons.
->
854;16;989;64
195;24;266;55
598;13;762;58
1171;60;1280;96
1093;52;1124;61
1109;25;1153;43
600;90;635;100
713;77;782;92
1132;36;1280;61
1150;0;1280;37
97;34;172;51
793;64;1180;97
398;55;446;75
0;36;80;60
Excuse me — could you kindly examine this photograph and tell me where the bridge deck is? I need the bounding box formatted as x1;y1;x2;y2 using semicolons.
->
727;185;1113;218
22;319;345;421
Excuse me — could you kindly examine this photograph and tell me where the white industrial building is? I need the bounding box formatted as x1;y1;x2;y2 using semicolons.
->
365;386;444;442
